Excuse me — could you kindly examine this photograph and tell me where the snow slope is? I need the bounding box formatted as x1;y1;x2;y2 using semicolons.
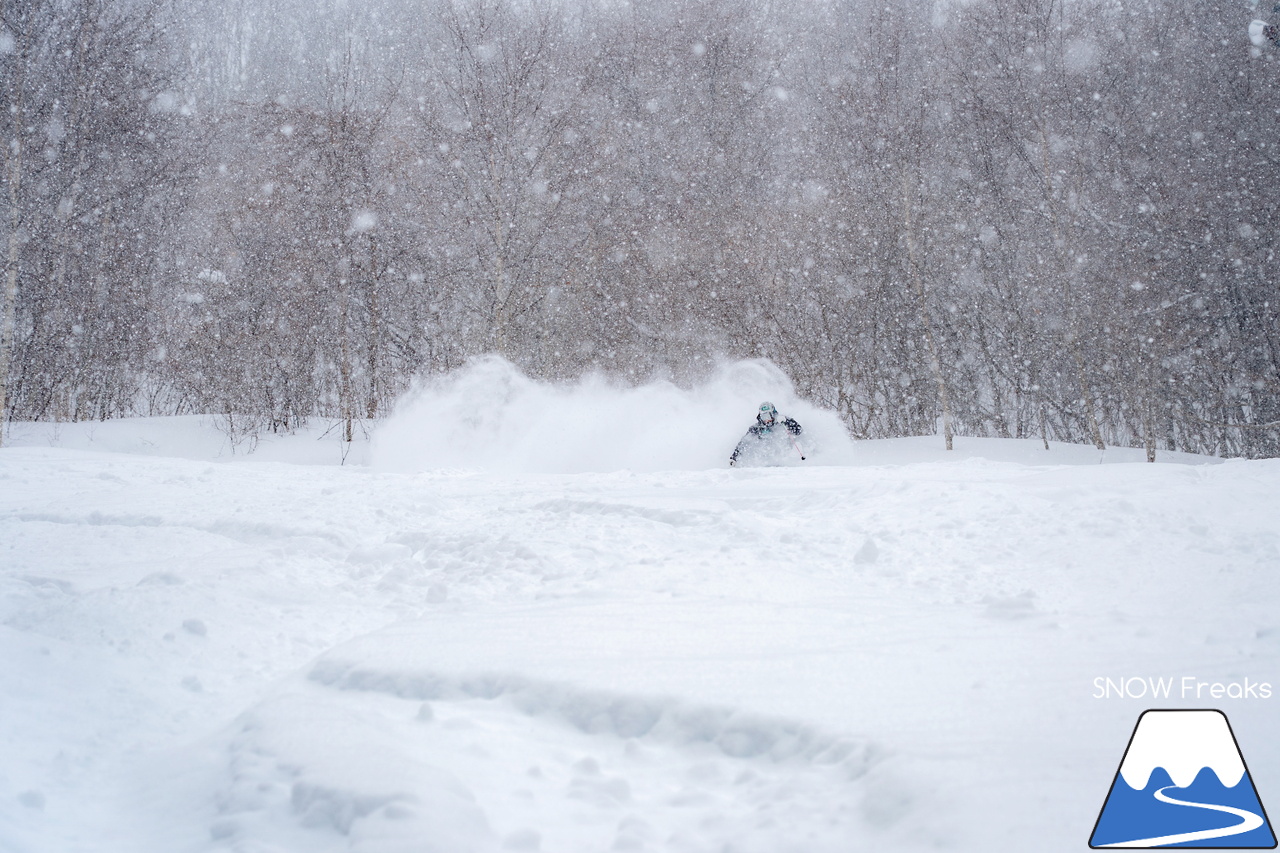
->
2;360;1278;852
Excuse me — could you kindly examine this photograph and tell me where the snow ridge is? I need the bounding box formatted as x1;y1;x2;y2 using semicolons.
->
309;658;880;773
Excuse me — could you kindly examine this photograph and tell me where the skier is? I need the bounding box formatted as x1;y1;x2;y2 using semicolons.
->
729;402;804;467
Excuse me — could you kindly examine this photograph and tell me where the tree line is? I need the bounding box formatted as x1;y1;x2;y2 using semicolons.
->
3;0;1278;457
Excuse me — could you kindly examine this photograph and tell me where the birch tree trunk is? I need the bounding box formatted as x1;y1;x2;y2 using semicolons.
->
0;139;19;446
901;172;954;451
0;16;27;447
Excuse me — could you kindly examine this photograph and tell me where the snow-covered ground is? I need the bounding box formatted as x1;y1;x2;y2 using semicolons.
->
3;360;1278;853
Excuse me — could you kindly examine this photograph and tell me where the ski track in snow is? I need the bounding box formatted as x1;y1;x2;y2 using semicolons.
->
2;422;1280;852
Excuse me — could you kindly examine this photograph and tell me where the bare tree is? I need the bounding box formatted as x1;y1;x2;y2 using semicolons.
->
1;0;184;427
412;0;596;363
4;0;1273;459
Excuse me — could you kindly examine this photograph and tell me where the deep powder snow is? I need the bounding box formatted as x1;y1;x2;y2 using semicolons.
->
2;359;1277;853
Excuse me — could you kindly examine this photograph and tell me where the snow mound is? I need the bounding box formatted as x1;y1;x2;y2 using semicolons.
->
372;356;857;473
220;671;890;853
4;415;371;465
309;659;876;769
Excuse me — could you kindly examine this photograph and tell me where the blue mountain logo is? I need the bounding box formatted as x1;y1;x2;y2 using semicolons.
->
1091;709;1276;848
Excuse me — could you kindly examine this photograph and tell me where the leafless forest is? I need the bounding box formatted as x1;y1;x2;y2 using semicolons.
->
2;0;1278;456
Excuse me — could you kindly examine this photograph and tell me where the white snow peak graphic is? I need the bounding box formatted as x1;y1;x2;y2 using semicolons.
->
1120;710;1246;790
1090;710;1277;849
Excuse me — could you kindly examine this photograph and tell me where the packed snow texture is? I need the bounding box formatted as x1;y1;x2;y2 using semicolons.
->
2;360;1277;853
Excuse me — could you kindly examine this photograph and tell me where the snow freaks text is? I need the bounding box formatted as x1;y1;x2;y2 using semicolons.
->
1093;677;1273;701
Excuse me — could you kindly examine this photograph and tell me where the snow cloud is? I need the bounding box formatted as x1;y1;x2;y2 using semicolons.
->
349;210;378;234
372;356;857;474
1064;38;1099;73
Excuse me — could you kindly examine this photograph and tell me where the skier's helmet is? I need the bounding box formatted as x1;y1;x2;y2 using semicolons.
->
758;402;778;425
